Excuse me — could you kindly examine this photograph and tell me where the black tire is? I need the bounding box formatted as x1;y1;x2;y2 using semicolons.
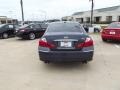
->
29;33;35;40
2;33;8;39
102;38;107;42
44;61;50;64
82;61;88;64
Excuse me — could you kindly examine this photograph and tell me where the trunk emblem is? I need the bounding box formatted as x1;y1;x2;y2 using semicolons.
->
64;36;69;39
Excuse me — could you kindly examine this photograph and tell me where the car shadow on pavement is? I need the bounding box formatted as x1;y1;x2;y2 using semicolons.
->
14;38;38;42
43;62;92;71
103;40;120;45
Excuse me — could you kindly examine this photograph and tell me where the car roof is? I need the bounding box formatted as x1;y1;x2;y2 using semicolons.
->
29;23;46;25
49;21;80;25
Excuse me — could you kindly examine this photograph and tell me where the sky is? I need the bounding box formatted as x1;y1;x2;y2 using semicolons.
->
0;0;120;21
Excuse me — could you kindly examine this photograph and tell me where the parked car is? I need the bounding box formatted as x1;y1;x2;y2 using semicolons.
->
101;22;120;41
83;23;91;33
16;23;48;40
93;25;101;32
83;23;101;33
0;24;16;39
38;21;94;63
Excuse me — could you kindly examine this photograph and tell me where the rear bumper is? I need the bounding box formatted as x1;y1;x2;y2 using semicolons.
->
39;51;94;62
102;34;120;40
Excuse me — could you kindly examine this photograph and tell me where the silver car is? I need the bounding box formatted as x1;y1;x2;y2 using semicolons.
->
38;21;94;63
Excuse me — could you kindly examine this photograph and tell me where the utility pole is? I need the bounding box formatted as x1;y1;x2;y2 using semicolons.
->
90;0;94;26
20;0;24;24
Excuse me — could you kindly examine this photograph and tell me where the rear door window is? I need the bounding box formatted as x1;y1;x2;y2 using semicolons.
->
34;24;41;29
28;25;35;29
4;25;9;29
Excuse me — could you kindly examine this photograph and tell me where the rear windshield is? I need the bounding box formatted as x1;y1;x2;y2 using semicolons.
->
47;23;84;33
40;23;48;28
108;23;120;28
0;24;5;28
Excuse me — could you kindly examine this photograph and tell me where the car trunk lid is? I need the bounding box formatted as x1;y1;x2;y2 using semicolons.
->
103;28;120;35
44;33;88;51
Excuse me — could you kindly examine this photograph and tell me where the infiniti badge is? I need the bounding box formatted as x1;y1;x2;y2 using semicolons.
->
64;36;69;39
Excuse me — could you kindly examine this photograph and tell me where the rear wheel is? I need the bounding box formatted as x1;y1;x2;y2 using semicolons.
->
82;61;88;64
2;33;8;39
29;33;35;40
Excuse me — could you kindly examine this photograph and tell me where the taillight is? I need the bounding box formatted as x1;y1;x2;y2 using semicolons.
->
76;37;93;48
76;43;84;48
102;29;110;34
102;29;106;34
39;38;55;49
84;37;93;47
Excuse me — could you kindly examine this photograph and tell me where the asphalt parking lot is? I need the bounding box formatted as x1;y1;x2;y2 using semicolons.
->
0;34;120;90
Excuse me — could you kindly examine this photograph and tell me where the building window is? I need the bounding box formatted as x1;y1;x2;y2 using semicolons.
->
76;18;84;23
86;17;90;23
94;16;101;23
7;20;12;23
1;20;6;24
118;16;120;22
106;16;112;22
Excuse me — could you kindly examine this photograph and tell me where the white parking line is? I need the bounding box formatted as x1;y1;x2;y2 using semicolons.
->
114;44;120;48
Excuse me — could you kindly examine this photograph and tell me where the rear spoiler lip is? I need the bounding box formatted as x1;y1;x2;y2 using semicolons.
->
104;28;120;30
54;39;78;42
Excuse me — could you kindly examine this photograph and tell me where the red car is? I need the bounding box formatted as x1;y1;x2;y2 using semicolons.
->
101;22;120;41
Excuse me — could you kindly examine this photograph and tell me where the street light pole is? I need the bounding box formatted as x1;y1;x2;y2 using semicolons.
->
90;0;94;26
20;0;24;24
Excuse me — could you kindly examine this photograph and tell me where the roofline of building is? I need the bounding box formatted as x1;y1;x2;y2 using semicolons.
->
72;5;120;16
0;16;7;17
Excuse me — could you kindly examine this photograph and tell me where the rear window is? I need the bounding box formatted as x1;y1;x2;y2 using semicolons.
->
47;23;84;33
40;23;48;28
0;24;5;28
19;24;29;29
108;23;120;28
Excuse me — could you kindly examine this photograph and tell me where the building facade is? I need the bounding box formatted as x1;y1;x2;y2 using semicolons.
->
62;16;73;21
62;5;120;24
0;16;18;24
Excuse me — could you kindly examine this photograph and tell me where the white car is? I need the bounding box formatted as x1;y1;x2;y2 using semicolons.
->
93;25;101;32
